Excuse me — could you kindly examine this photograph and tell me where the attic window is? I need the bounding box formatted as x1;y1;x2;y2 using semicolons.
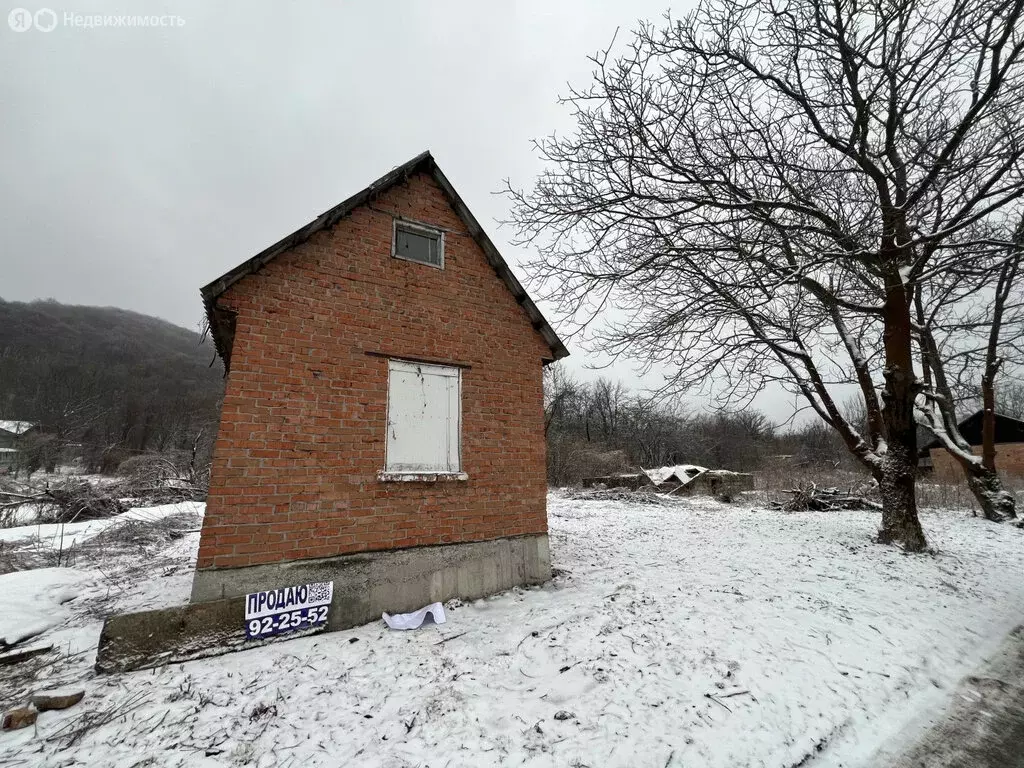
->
393;220;443;268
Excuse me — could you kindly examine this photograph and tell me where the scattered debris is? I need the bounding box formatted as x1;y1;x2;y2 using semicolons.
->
0;469;206;530
2;704;38;731
248;702;278;722
31;689;85;712
581;473;655;491
382;602;446;630
704;692;732;712
0;480;126;526
434;631;467;646
45;691;150;749
45;482;127;522
715;688;753;699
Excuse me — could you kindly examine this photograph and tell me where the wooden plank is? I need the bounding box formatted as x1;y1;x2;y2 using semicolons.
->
0;644;54;666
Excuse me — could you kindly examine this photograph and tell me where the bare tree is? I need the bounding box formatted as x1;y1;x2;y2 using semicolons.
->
915;226;1024;520
509;0;1024;550
543;363;579;437
542;368;779;482
588;378;630;441
996;378;1024;417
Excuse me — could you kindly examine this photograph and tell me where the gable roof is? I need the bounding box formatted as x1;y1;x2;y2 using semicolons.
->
0;420;37;436
643;464;708;485
201;151;568;371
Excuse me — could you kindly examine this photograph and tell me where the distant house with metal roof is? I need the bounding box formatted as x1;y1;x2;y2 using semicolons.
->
0;420;39;469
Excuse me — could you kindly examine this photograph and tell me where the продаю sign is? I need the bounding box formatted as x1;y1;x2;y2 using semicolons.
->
244;582;333;639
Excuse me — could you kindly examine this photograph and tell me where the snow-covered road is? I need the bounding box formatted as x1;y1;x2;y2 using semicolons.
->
2;492;1023;767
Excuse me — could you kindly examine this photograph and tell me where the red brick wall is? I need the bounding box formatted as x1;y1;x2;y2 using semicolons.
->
930;443;1024;480
196;172;552;570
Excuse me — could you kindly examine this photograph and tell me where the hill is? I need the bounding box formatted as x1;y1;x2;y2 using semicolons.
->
0;298;224;469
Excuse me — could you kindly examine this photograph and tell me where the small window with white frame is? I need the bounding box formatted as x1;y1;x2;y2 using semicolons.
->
392;219;444;268
385;359;461;475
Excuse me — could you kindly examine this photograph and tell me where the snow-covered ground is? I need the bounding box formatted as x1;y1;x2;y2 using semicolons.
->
1;492;1023;767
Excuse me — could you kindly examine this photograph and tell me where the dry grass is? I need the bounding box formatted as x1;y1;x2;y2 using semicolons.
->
916;480;977;511
0;509;201;576
1;462;206;531
0;647;60;708
0;540;51;574
58;510;202;569
0;479;126;529
917;474;1024;512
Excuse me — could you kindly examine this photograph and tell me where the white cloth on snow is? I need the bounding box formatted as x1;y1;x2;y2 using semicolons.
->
382;602;446;630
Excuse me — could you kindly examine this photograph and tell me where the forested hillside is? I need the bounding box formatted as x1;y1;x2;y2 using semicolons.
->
0;298;224;470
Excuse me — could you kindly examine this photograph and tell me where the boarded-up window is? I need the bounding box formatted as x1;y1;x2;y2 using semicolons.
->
386;360;461;472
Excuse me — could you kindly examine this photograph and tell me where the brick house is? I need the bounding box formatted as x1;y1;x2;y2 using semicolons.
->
192;151;568;627
924;410;1024;479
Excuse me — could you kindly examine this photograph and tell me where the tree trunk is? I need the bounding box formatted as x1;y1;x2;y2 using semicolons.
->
877;423;928;550
982;371;997;472
964;467;1017;521
877;280;928;552
966;370;1018;520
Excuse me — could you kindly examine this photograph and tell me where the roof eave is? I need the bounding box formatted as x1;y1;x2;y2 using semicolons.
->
424;160;569;363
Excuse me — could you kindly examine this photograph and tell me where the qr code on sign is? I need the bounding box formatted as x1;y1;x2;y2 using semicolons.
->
308;582;332;603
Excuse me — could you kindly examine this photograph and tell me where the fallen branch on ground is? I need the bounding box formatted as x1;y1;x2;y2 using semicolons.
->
768;483;881;512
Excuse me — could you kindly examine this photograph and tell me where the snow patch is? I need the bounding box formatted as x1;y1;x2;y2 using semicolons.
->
0;567;100;646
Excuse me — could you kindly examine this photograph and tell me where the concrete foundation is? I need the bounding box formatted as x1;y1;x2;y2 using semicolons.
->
96;535;550;674
191;533;550;630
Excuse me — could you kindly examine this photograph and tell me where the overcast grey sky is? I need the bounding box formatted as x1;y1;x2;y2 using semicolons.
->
1;1;806;419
